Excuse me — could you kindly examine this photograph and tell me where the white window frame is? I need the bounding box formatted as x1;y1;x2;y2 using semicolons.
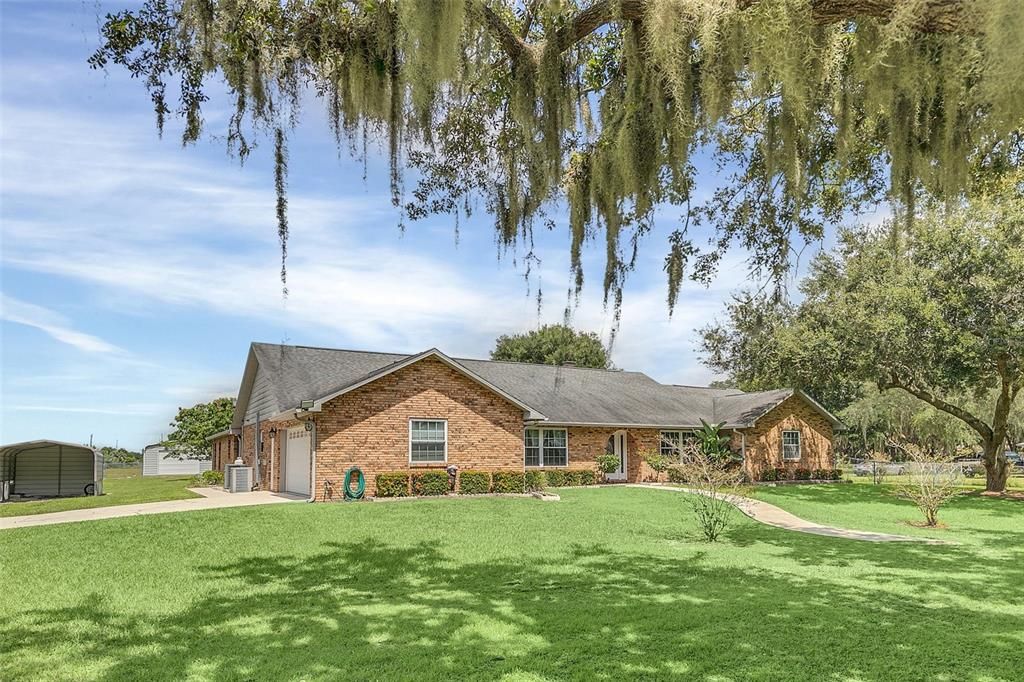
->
660;430;699;461
524;427;568;468
782;430;801;461
409;419;448;464
660;431;682;458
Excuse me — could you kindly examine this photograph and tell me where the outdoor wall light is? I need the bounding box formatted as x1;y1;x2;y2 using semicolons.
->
300;400;315;409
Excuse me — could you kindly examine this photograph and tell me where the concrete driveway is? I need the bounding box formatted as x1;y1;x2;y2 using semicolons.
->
0;487;306;530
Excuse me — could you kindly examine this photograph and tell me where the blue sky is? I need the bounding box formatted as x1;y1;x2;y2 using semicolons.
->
0;2;859;450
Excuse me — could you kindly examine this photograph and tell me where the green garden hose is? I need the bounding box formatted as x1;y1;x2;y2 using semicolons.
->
343;466;365;500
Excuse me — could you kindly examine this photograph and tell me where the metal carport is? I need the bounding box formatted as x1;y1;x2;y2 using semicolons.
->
0;440;104;502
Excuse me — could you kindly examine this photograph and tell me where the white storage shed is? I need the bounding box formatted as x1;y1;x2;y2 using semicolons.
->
142;444;212;476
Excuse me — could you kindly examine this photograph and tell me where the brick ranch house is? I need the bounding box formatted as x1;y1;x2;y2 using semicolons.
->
208;343;842;500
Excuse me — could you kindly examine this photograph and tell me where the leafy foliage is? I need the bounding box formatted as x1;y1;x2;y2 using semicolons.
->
192;469;224;487
525;470;547;491
702;176;1023;491
90;0;1024;321
595;454;620;475
699;292;860;411
458;470;491;494
99;446;142;464
492;324;610;368
543;469;567;487
492;470;526;493
412;470;450;496
839;384;979;457
165;397;235;460
695;420;732;459
640;448;672;481
784;179;1023;491
376;472;411;497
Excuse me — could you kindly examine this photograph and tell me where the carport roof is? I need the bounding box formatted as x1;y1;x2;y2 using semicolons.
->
0;440;104;476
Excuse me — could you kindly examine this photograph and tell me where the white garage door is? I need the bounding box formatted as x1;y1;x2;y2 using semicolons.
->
284;427;311;496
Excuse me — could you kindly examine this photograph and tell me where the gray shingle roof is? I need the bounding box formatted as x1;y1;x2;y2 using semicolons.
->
239;343;838;429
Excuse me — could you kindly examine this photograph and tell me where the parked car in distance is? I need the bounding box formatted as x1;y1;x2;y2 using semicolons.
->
1006;452;1024;472
954;452;1022;476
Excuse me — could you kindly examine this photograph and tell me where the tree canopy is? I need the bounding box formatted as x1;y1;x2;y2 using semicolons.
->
165;397;236;460
702;176;1024;491
90;1;1024;319
492;324;611;368
99;446;143;464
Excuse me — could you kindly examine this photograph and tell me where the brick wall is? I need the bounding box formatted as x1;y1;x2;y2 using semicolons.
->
734;394;834;480
312;356;525;499
210;434;237;471
237;419;303;492
561;427;667;482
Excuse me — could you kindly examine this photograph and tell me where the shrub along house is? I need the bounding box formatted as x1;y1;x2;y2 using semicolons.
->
210;343;842;499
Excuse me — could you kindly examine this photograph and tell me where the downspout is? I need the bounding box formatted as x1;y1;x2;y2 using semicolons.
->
270;430;277;493
740;430;748;479
253;412;262;490
308;418;317;503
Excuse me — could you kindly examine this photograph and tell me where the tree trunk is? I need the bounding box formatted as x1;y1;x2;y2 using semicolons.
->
982;439;1009;493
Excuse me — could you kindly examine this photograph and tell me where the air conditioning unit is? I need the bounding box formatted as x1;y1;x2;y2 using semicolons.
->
225;465;252;493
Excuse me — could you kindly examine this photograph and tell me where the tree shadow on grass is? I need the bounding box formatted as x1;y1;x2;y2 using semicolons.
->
4;538;1023;681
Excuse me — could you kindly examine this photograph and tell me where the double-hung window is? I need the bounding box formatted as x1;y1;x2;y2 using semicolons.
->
524;428;568;467
410;419;447;463
660;431;682;458
782;430;801;461
660;430;698;461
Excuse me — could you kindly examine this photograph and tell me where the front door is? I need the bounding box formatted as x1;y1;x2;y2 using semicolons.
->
284;427;311;496
606;430;628;481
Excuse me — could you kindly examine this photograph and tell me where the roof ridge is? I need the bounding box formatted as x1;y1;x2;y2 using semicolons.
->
456;356;637;374
250;341;639;375
252;342;411;356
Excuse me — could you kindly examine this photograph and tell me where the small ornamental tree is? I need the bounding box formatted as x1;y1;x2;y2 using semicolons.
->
677;432;742;542
641;448;672;482
165;398;235;460
890;441;966;527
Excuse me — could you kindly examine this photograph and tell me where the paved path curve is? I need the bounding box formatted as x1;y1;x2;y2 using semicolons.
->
627;484;949;544
0;487;305;530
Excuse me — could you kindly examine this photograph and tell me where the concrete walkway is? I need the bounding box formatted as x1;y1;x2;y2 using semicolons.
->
0;487;306;530
629;484;949;544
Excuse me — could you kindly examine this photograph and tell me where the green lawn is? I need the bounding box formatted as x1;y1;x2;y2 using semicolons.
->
748;478;1023;544
2;486;1021;681
0;467;200;518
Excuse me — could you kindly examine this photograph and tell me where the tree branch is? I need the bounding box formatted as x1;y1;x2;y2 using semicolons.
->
808;0;971;33
879;374;994;442
479;3;533;64
552;0;974;52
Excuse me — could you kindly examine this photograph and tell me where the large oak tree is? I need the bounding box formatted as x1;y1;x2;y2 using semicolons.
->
725;178;1022;492
91;1;1023;317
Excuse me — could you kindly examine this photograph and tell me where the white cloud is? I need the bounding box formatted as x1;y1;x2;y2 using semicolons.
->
0;293;122;354
8;404;166;416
